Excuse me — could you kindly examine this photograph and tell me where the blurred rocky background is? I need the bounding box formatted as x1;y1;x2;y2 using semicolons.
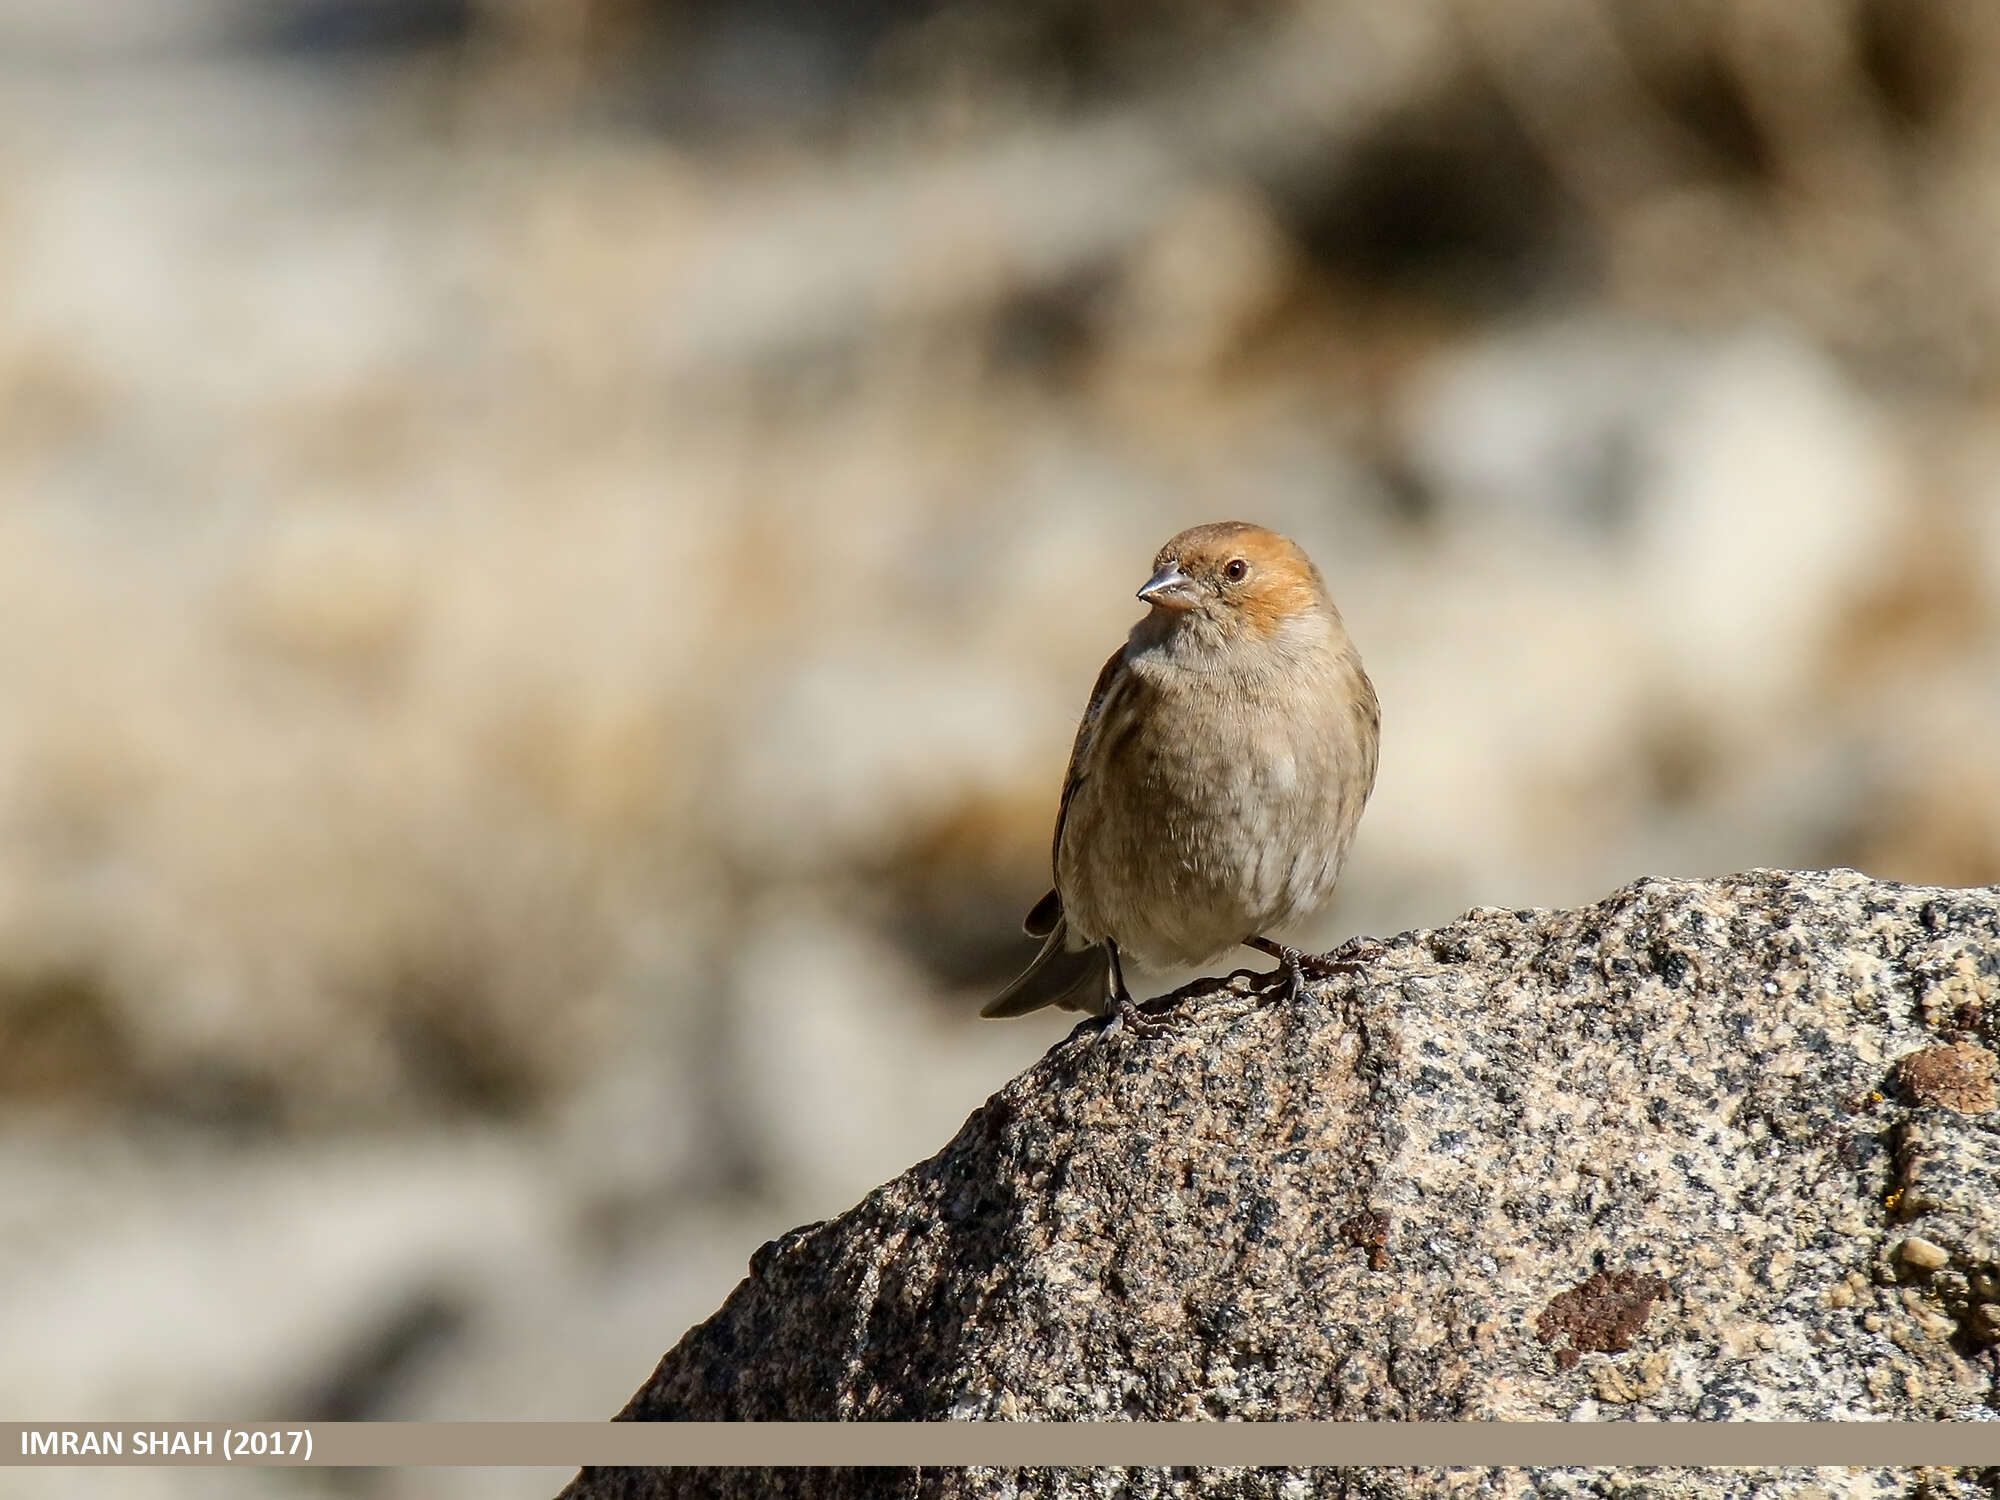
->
2;0;1999;1495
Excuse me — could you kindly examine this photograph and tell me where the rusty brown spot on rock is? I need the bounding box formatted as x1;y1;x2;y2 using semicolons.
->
1537;1269;1670;1370
1896;1042;1998;1113
1339;1209;1391;1270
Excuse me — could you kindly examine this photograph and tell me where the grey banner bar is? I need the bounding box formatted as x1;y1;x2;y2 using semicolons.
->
4;1423;1999;1468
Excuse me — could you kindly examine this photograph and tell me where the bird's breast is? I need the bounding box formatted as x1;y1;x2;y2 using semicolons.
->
1057;659;1366;968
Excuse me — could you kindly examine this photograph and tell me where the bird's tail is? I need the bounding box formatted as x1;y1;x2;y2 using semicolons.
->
981;916;1111;1018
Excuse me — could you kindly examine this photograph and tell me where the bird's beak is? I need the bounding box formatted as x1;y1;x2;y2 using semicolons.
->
1137;561;1199;611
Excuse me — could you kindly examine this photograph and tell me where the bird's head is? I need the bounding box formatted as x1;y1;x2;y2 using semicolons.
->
1136;521;1329;645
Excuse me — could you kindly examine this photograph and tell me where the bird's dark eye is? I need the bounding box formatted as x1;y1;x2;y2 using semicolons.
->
1224;558;1249;582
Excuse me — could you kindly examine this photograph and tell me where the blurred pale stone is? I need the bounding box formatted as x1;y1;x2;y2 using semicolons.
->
234;508;416;667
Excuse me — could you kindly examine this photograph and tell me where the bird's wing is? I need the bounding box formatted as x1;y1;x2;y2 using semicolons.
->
1019;645;1128;936
1050;644;1129;878
1019;645;1132;938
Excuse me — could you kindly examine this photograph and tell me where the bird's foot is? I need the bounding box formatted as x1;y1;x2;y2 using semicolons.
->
1274;946;1309;1004
1242;936;1310;1003
1305;935;1386;978
1241;934;1385;1000
1099;994;1175;1042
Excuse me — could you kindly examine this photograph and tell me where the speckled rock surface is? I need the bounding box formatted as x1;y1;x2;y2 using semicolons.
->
562;871;2000;1500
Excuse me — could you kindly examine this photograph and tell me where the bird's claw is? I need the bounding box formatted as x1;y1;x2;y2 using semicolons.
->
1099;995;1174;1042
1240;934;1384;1002
1242;937;1311;1002
1304;936;1386;978
1275;946;1308;1004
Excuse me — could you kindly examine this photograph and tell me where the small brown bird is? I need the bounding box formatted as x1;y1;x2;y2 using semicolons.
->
983;521;1379;1027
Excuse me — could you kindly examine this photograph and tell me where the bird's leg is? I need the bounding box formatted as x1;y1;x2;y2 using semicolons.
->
1243;935;1308;1003
1101;941;1171;1039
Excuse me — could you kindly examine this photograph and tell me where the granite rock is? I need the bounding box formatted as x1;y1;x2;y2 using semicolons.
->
562;871;2000;1500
